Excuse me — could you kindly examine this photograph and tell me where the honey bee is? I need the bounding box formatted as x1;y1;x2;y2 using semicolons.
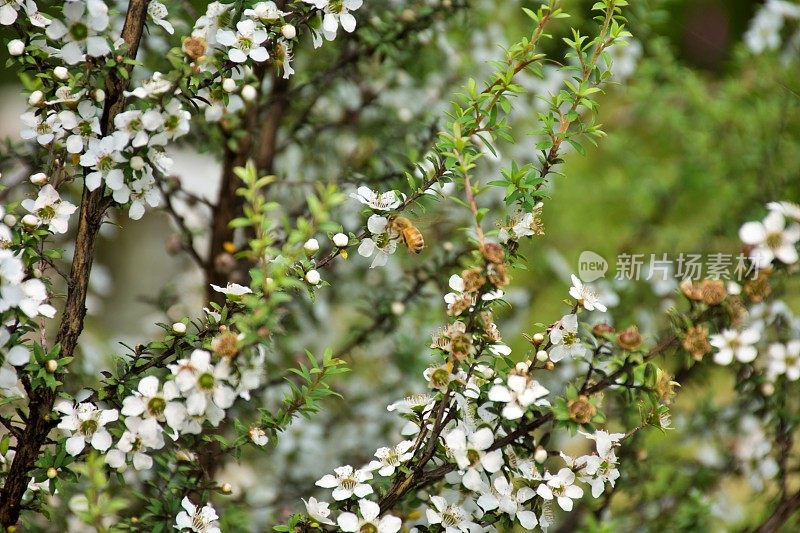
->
391;216;425;254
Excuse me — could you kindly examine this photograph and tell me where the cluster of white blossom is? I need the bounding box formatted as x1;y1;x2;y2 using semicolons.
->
294;263;627;531
708;202;800;376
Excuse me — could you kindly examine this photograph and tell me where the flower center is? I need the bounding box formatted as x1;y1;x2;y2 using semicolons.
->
37;205;55;222
97;154;114;172
466;448;481;467
198;372;215;390
766;232;782;249
80;419;98;436
70;22;88;41
430;368;450;388
339;475;358;491
237;37;253;52
360;525;378;533
148;396;166;416
441;507;462;527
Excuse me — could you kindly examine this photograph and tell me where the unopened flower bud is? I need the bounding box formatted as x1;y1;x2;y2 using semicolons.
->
281;23;297;39
303;238;319;256
616;326;642;351
534;446;548;464
332;232;348;247
535;349;548;362
568;395;596;424
390;301;405;315
30;172;48;185
47;467;57;479
22;214;40;229
222;77;236;93
305;269;321;285
592;323;614;336
28;90;44;106
532;332;544;345
45;359;58;373
8;39;24;56
175;450;195;462
172;322;187;335
761;382;775;396
130;155;145;171
220;483;232;494
94;89;105;102
241;84;257;102
53;66;69;80
544;361;555;371
515;361;528;373
3;214;16;226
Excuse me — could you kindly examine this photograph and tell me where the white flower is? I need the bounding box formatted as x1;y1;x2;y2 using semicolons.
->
303;497;335;526
105;416;164;471
124;71;174;99
477;476;538;529
120;375;186;432
216;19;269;63
579;430;625;458
55;401;119;456
79;133;128;192
21;185;76;234
338;499;401;533
45;0;110;64
366;440;414;476
710;328;760;365
579;452;620;498
350;186;403;211
248;426;269;446
425;496;478;533
0;250;55;318
445;426;503;490
275;37;295;79
488;374;550;420
114;109;163;148
767;201;800;222
443;274;504;313
58;100;101;153
745;7;783;53
192;1;232;45
20;111;62;145
358;215;397;268
147;1;173;34
0;330;29;391
244;1;288;22
210;282;252;298
537;467;584;511
739;211;800;267
316;0;362;39
175;497;221;533
126;169;160;220
569;274;607;312
0;0;24;26
767;341;800;381
315;465;373;500
498;207;543;243
168;349;236;419
162;99;191;139
548;313;587;362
